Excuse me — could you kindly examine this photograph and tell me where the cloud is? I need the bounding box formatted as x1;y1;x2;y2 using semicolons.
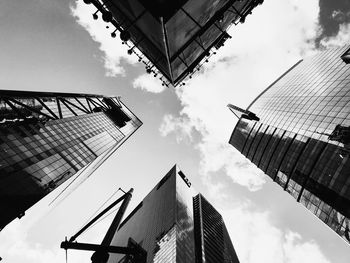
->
160;114;200;143
133;74;167;93
319;23;350;48
0;211;112;263
157;0;320;191
0;221;86;263
197;140;266;191
70;0;138;76
283;232;331;263
221;204;330;263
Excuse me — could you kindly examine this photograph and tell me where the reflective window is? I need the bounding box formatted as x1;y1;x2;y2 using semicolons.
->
229;46;350;244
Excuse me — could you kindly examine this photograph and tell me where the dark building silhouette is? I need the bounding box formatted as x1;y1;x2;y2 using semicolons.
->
0;90;142;230
108;165;239;262
84;0;264;87
229;46;350;244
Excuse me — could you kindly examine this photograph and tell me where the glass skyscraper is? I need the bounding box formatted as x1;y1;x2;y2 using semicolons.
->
84;0;263;86
108;165;239;263
0;90;142;231
229;46;350;244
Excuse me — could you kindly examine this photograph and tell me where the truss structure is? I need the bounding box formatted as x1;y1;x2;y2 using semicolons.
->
0;90;125;122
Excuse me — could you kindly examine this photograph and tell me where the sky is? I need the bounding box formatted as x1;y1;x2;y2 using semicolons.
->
0;0;349;262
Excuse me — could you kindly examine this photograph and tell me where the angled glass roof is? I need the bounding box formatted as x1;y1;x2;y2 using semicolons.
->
88;0;263;87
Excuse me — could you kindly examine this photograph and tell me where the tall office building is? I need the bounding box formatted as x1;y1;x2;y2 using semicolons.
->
107;165;239;263
229;46;350;244
0;90;142;230
83;0;264;87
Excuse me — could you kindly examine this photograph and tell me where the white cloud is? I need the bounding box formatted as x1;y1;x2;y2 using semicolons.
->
0;222;87;263
221;204;330;263
71;0;138;76
0;212;113;263
320;23;350;48
133;74;167;93
283;232;331;263
197;139;266;191
160;114;198;142
158;0;320;191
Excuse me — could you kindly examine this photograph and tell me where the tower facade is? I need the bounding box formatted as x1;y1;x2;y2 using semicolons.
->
84;0;264;86
0;90;142;230
229;46;350;243
108;165;239;263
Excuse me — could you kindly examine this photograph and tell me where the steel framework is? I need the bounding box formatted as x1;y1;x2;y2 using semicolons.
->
0;90;125;121
61;188;147;263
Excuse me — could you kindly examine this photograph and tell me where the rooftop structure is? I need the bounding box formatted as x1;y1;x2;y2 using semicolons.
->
83;0;264;87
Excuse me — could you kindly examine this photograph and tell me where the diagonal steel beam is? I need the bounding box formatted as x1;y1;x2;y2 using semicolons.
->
56;98;63;119
34;97;59;119
5;98;55;120
2;98;28;119
61;98;89;114
96;97;109;109
87;98;104;110
59;98;78;116
61;241;136;255
86;97;93;112
68;189;132;243
75;97;91;113
91;98;106;109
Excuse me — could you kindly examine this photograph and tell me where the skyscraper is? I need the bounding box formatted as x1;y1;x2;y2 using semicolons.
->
0;90;142;230
229;46;350;244
107;165;239;263
83;0;264;87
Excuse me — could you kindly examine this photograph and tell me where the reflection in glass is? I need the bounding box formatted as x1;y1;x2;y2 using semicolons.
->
229;46;350;244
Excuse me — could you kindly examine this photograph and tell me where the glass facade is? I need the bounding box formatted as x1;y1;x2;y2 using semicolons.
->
0;90;142;230
87;0;263;86
193;194;240;263
108;165;239;262
229;45;350;244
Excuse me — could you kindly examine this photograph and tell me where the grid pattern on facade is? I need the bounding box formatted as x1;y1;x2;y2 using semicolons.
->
109;166;238;263
229;45;350;244
193;194;240;263
0;91;141;230
0;112;125;186
175;171;196;263
248;46;350;139
153;225;177;263
110;167;197;263
108;167;178;263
